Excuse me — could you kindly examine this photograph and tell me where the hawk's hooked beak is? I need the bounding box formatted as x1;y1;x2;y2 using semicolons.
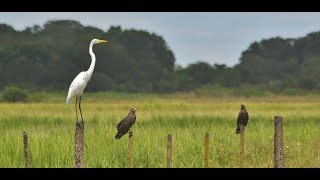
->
97;39;108;43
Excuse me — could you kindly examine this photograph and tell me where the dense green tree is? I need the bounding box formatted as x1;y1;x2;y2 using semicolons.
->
2;19;320;93
0;20;175;92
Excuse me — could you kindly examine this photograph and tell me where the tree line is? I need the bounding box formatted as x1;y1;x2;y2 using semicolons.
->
1;20;320;93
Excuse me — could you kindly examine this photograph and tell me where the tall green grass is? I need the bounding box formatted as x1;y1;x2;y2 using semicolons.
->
0;99;320;167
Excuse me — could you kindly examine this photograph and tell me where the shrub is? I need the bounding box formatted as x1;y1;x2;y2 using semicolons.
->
2;86;28;102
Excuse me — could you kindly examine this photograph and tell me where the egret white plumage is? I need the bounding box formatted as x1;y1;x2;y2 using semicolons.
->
66;39;108;122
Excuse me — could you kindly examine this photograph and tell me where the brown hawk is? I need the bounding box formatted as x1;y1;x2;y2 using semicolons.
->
115;107;137;140
236;104;249;134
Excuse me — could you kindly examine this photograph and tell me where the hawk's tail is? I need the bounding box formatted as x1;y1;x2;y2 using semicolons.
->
115;133;124;140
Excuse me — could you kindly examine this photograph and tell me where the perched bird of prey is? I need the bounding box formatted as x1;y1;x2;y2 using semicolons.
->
236;104;249;134
115;107;137;140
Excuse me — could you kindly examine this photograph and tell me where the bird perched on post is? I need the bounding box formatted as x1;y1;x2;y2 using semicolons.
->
115;107;137;140
236;104;249;134
66;39;108;122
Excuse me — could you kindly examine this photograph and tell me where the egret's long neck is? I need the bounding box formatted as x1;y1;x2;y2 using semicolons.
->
87;42;96;79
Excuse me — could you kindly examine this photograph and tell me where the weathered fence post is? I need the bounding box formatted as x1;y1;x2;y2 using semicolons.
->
75;121;84;168
274;116;284;168
23;131;30;168
167;134;172;168
239;125;245;168
204;133;209;168
128;131;133;168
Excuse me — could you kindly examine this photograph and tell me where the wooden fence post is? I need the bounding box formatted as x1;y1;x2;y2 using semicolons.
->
204;133;209;168
239;125;245;168
167;134;172;168
23;131;30;168
128;131;133;168
75;121;84;168
274;116;284;168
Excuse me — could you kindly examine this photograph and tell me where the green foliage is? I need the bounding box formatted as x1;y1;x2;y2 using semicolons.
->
183;61;215;85
174;32;320;92
1;20;320;93
2;86;28;102
0;20;175;93
236;34;320;91
86;73;115;92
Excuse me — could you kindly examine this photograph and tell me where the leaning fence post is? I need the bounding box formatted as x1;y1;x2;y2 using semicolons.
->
274;116;284;168
23;131;30;168
167;134;172;168
204;133;209;168
75;121;85;168
128;131;133;168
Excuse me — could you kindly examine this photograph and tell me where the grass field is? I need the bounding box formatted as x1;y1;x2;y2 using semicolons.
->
0;93;320;168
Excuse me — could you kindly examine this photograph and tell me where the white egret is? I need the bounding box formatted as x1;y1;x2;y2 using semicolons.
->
66;39;108;122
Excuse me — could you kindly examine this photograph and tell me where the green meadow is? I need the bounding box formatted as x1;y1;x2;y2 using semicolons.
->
0;93;320;167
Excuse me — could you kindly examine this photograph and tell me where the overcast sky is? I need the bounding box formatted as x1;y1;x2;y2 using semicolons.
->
1;12;320;67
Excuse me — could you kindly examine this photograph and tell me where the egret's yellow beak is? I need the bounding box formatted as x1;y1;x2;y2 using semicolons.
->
97;39;108;43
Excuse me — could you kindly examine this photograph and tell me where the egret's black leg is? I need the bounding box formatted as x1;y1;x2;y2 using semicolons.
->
75;96;78;122
79;96;84;123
